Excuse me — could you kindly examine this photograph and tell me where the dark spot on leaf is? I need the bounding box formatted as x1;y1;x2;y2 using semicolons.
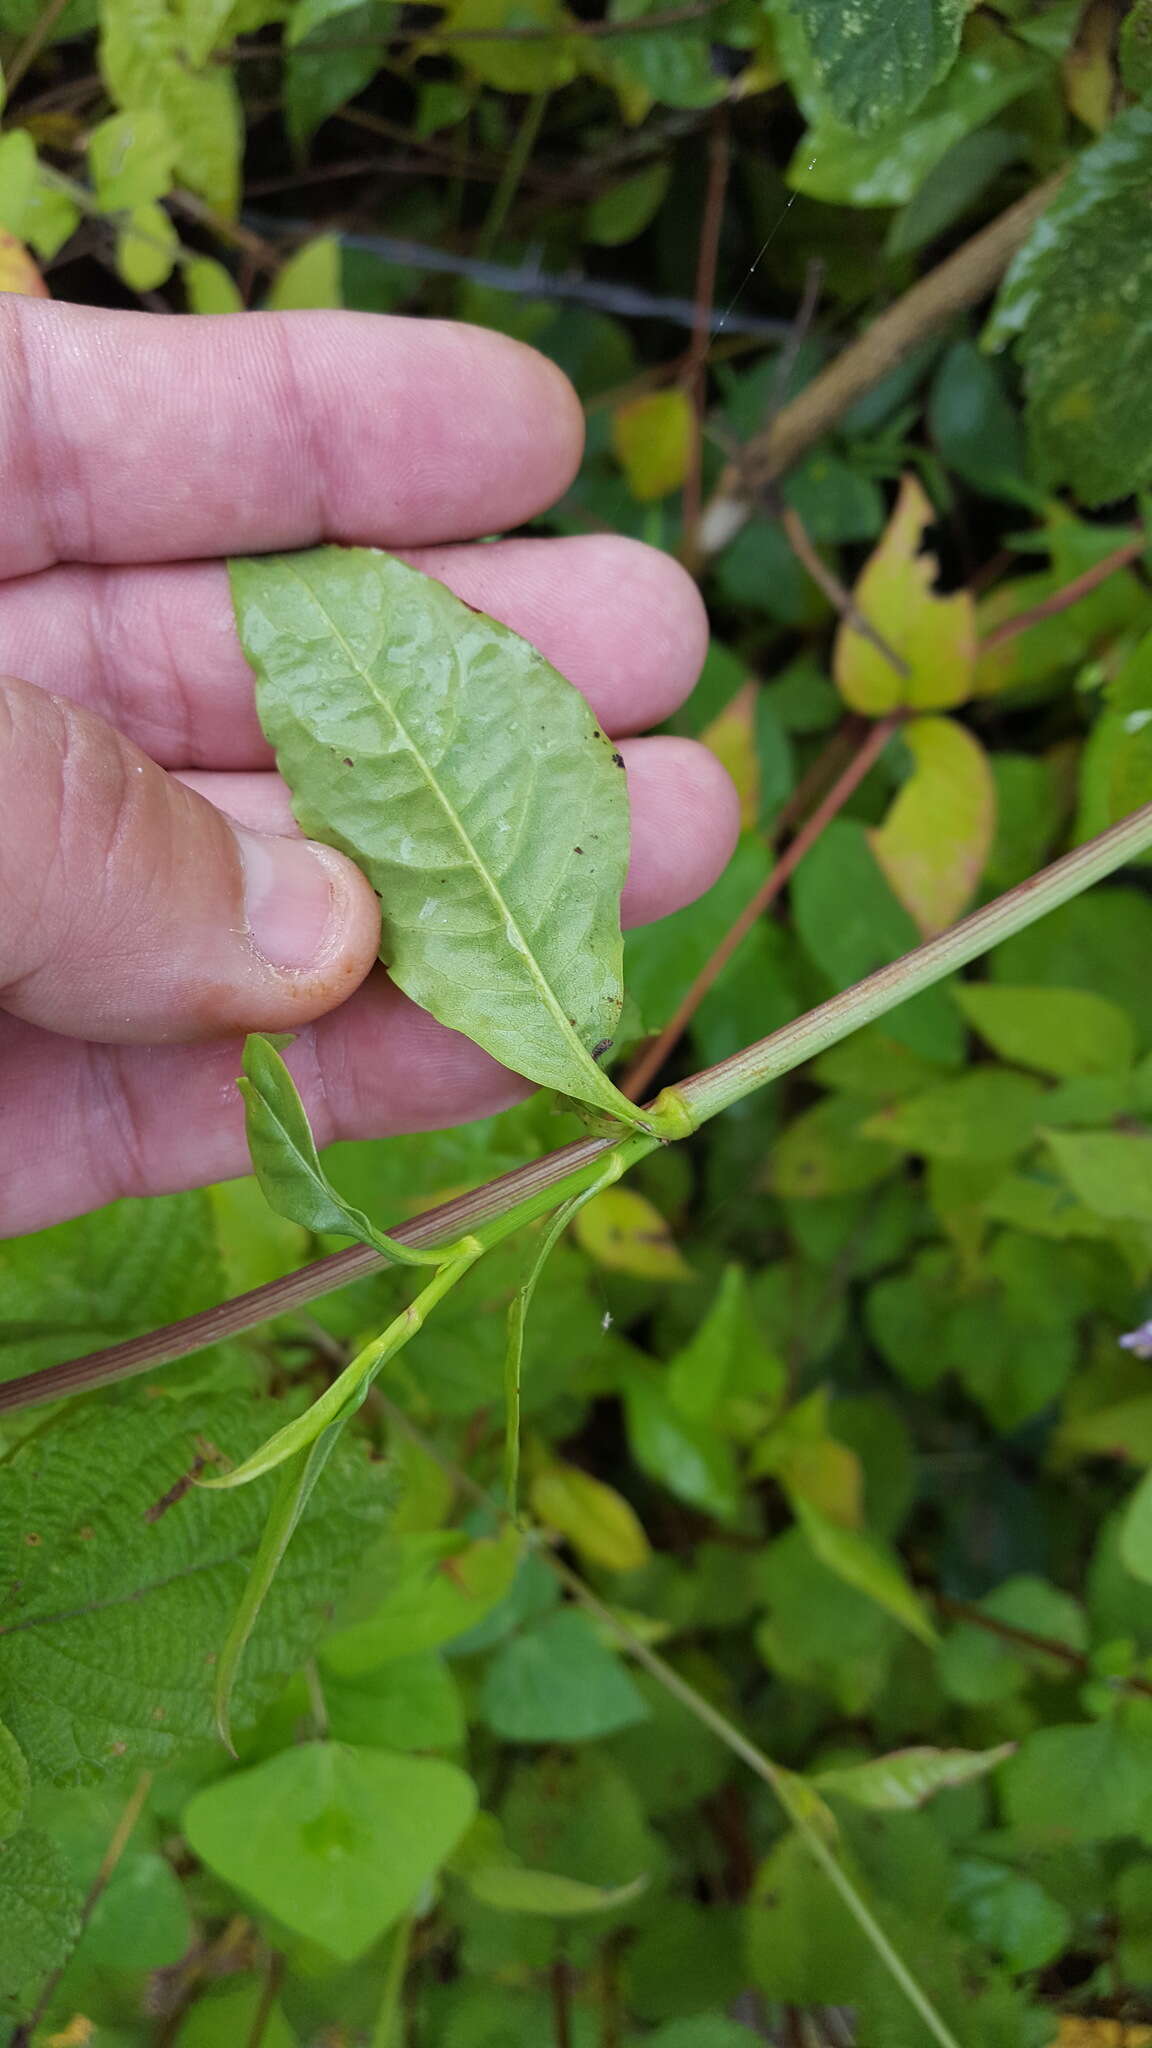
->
343;757;354;767
612;751;625;768
23;1532;41;1546
574;845;584;855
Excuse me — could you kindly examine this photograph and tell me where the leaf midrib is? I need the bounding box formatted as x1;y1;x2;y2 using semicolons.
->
287;560;614;1099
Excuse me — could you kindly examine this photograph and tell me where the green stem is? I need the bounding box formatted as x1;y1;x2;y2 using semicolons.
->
371;1915;414;2048
676;799;1152;1127
475;89;549;259
4;802;1152;1415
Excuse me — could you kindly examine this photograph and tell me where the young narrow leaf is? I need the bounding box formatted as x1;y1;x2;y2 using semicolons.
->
230;546;644;1127
240;1033;448;1265
200;1244;482;1490
214;1425;347;1751
813;1744;1015;1812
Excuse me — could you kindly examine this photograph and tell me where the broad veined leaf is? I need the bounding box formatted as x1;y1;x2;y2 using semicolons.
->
787;0;965;136
320;1527;522;1674
99;0;243;215
835;476;977;713
0;1827;83;2014
0;1721;29;1841
869;716;996;936
0;1392;389;1779
988;105;1152;503
1046;1129;1152;1224
813;1743;1014;1811
183;1741;477;1960
230;547;644;1127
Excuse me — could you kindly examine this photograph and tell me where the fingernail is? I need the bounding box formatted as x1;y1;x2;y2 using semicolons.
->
237;828;342;974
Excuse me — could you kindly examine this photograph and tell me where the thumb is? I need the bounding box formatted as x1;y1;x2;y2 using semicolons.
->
0;675;381;1043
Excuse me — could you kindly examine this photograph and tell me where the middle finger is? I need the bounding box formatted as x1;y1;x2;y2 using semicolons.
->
0;535;709;769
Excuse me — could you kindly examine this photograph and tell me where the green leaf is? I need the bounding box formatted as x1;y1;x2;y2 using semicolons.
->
621;1366;743;1525
870;716;996;937
791;1498;936;1646
1046;1129;1152;1224
238;1034;446;1264
214;1424;347;1751
573;1185;692;1280
861;1067;1045;1162
480;1608;649;1742
1122;1469;1152;1583
320;1528;522;1674
88;108;176;210
465;1861;647;1915
0;1392;388;1779
265;234;343;310
1122;0;1152;98
665;1262;783;1424
321;1652;465;1751
0;1189;221;1385
285;0;397;146
788;33;1043;208
172;1978;299;2048
956;982;1137;1078
951;1857;1070;1975
768;1094;896;1198
927;337;1031;503
787;0;965;135
442;0;578;92
584;158;669;245
116;199;178;290
988;104;1152;503
1002;1714;1152;1843
529;1458;650;1573
990;886;1152;1051
0;1721;29;1841
183;1741;477;1960
814;1743;1013;1811
937;1576;1087;1705
100;0;243;214
793;818;965;1063
230;546;643;1127
182;252;244;312
0;1828;83;2016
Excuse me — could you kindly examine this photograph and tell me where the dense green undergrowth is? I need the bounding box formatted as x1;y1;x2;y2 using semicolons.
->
6;0;1152;2043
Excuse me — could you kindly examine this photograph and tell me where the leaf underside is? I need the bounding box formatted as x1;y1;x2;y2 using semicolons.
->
230;546;632;1116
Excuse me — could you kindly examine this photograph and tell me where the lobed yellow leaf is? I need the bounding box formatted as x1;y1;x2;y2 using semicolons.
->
869;715;996;937
834;474;976;713
530;1458;651;1573
574;1186;693;1280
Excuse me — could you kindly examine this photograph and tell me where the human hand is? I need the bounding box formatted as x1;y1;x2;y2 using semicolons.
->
0;301;738;1236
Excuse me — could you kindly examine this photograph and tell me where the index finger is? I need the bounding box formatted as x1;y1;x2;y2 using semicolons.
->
0;301;585;578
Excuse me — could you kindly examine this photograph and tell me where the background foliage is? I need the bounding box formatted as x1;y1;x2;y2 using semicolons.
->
5;0;1152;2042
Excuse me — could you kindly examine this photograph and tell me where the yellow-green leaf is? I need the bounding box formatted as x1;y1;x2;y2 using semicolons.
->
792;1498;937;1646
611;388;693;502
0;228;47;296
183;252;244;313
869;715;996;936
530;1458;651;1573
266;234;342;311
955;983;1137;1078
835;475;977;713
700;684;759;831
574;1186;692;1280
115;200;178;291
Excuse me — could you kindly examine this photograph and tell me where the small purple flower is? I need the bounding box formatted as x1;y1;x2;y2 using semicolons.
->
1120;1320;1152;1359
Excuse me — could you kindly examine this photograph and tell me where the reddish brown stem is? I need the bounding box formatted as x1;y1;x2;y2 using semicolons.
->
680;109;731;568
620;712;901;1100
980;535;1145;651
